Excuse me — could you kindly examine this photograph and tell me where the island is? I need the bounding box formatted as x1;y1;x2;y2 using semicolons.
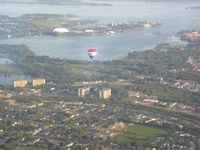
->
0;14;162;38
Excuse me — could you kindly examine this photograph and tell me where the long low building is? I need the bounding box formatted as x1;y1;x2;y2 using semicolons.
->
143;99;158;104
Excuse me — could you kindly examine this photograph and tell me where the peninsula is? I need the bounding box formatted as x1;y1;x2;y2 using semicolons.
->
0;14;162;38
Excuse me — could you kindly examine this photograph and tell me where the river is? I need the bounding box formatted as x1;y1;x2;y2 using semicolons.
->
0;58;31;85
0;1;199;61
0;74;31;85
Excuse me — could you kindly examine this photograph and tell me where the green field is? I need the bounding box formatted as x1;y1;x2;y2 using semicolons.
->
15;146;47;150
115;124;169;143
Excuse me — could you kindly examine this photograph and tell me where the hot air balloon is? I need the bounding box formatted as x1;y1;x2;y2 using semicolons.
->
87;49;97;60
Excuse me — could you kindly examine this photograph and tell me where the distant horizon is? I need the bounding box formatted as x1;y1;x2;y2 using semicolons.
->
1;0;200;2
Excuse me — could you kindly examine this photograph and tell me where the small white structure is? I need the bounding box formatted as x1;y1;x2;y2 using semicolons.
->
84;29;94;33
144;23;151;28
53;28;69;34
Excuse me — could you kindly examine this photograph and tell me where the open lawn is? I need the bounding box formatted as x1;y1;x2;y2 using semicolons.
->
15;146;47;150
115;124;169;143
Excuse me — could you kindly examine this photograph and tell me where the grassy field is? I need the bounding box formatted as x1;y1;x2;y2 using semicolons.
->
115;124;169;143
15;146;47;150
31;20;62;28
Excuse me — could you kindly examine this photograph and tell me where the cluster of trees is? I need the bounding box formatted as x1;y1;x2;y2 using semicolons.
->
0;44;34;58
107;45;197;77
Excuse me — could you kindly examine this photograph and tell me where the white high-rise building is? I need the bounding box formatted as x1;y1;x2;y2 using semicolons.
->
78;87;90;97
99;88;111;99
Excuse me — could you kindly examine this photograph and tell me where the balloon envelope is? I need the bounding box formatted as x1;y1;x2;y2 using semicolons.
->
88;49;97;59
